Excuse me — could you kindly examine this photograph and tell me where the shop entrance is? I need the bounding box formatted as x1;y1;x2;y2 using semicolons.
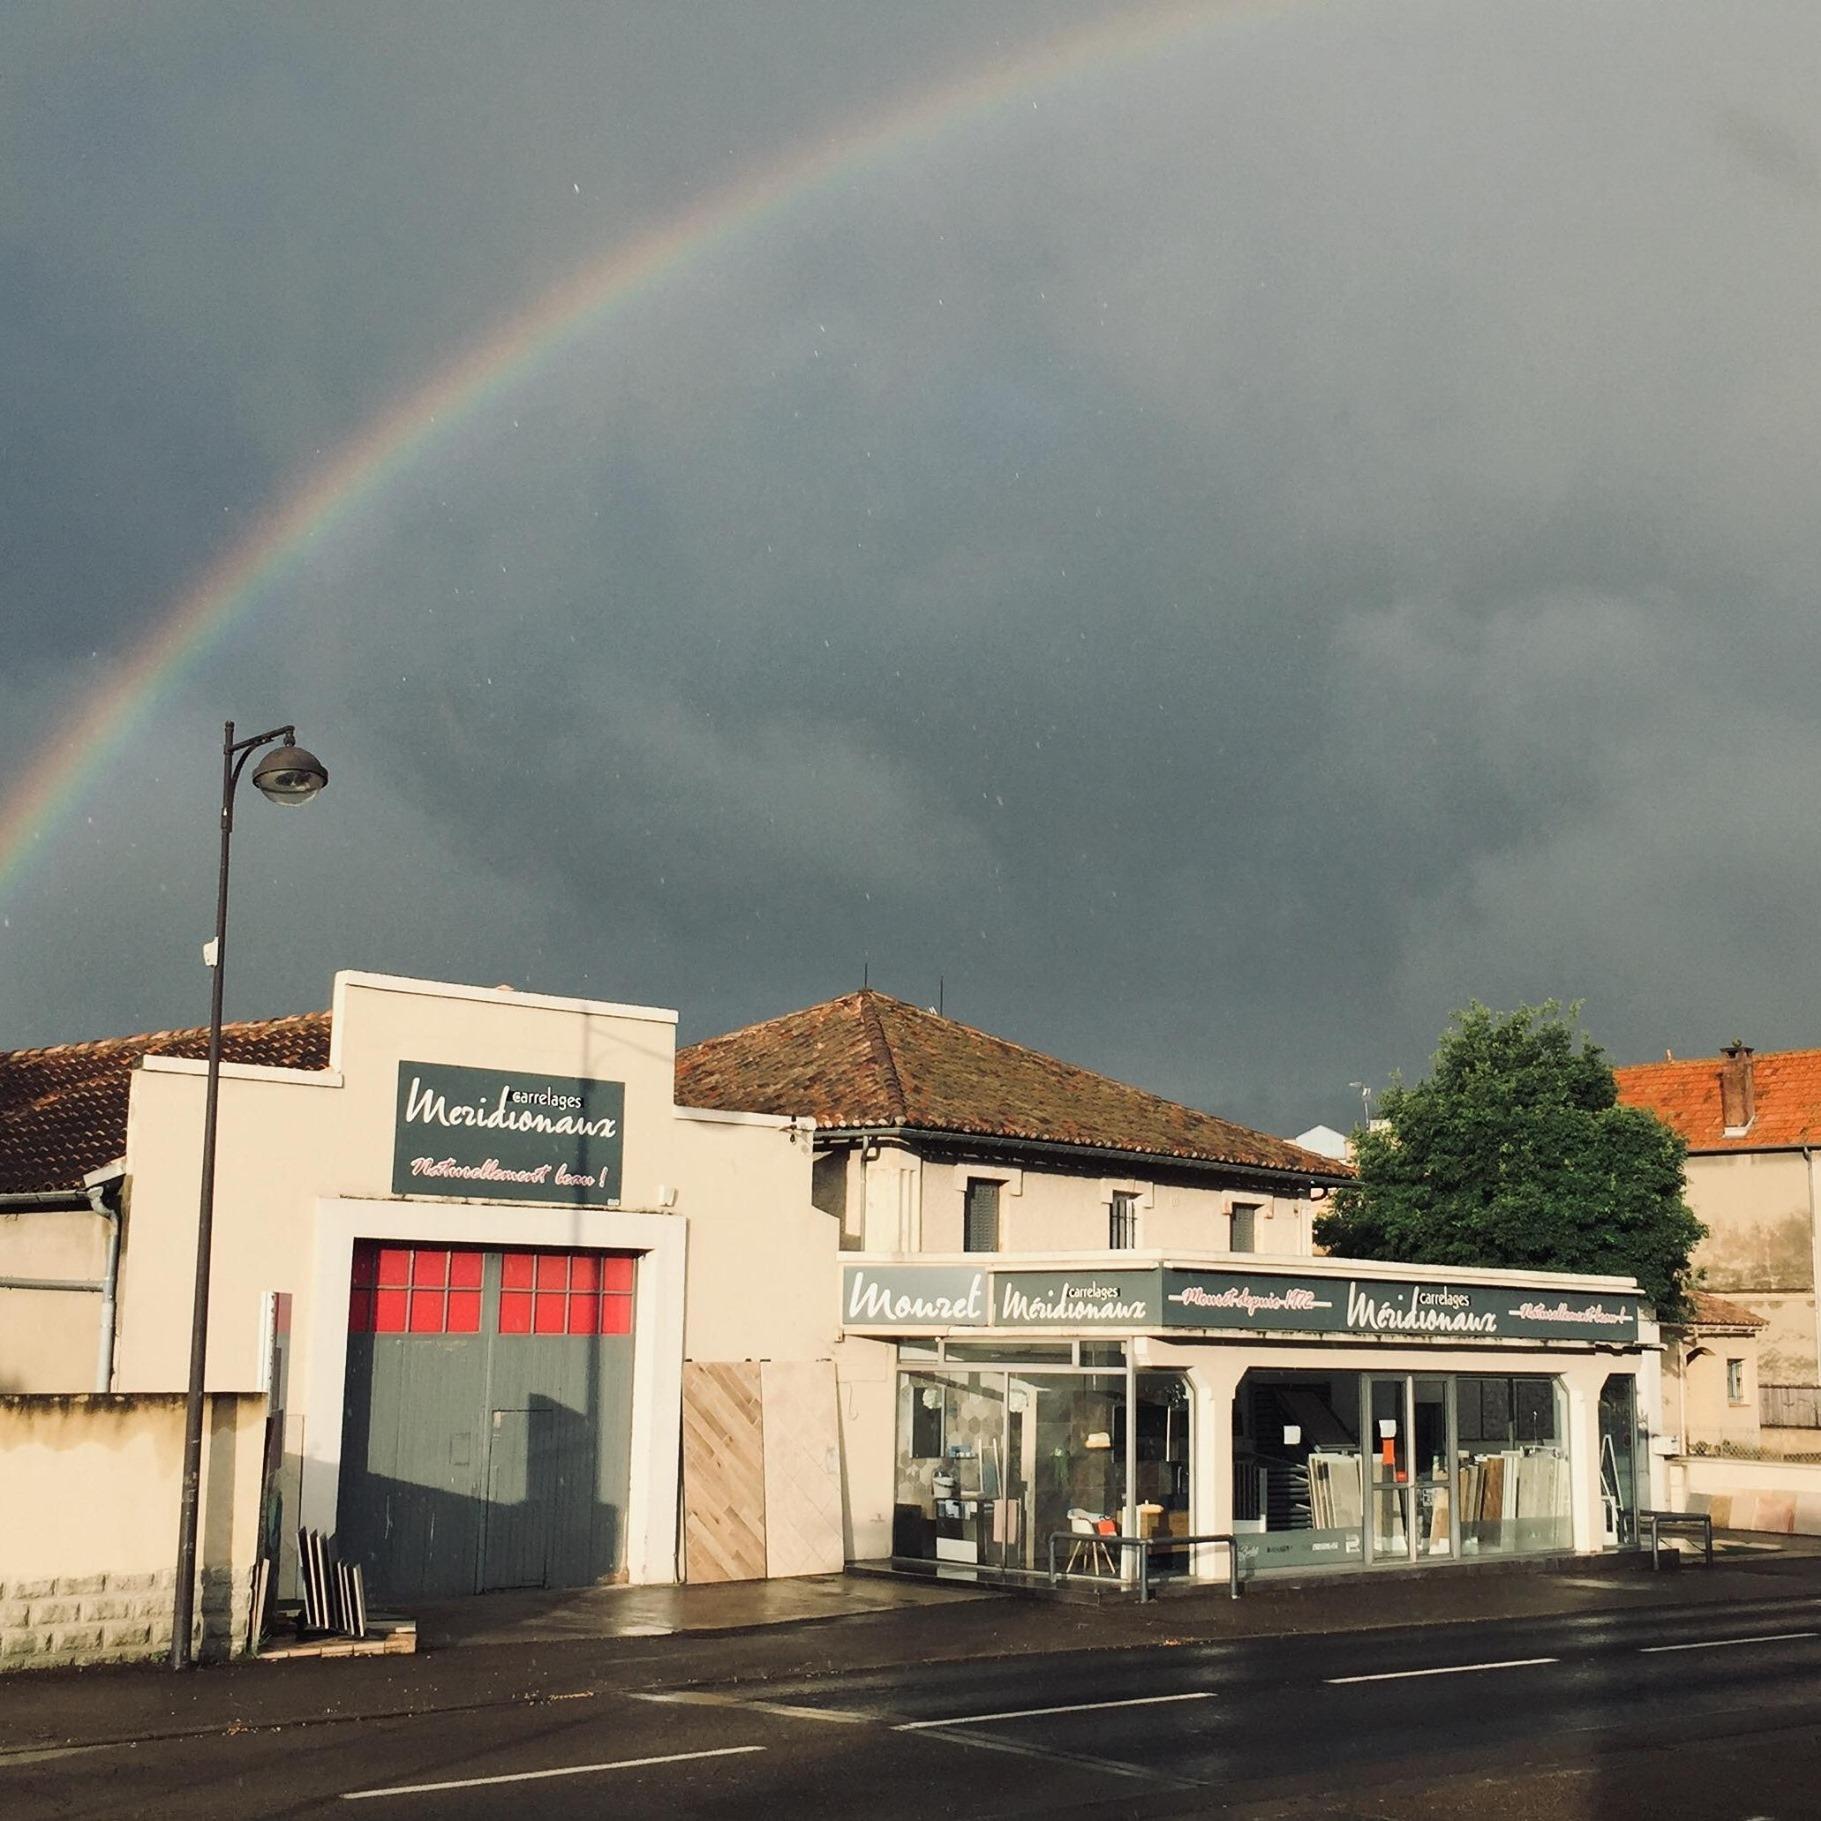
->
337;1243;638;1602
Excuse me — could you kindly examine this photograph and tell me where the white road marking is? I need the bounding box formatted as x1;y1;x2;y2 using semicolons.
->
339;1743;764;1800
895;1690;1215;1729
1327;1656;1558;1685
630;1689;874;1723
1640;1631;1819;1654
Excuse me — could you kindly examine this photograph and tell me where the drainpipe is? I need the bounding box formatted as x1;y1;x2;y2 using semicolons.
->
86;1164;125;1392
1807;1147;1820;1389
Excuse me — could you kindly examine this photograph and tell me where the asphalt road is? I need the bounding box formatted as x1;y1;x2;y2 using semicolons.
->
11;1592;1821;1819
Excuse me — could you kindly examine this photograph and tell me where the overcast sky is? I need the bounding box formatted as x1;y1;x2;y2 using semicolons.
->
5;0;1820;1138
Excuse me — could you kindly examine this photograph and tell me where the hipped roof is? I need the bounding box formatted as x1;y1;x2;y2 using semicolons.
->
675;990;1347;1181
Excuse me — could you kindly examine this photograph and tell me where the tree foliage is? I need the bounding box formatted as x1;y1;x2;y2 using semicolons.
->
1314;1002;1703;1315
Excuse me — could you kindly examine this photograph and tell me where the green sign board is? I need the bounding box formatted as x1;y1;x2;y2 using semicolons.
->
393;1061;624;1205
838;1261;1639;1344
993;1270;1162;1327
1161;1268;1639;1344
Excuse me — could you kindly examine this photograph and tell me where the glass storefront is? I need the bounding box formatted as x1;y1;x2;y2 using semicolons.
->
1235;1369;1574;1571
892;1348;1192;1577
1598;1373;1640;1547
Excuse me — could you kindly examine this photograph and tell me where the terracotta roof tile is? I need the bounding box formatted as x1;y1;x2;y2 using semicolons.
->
675;990;1348;1180
1687;1291;1768;1330
1614;1047;1821;1152
0;1012;331;1195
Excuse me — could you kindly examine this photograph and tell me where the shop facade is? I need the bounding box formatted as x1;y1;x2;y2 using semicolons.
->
838;1254;1658;1580
1;971;842;1626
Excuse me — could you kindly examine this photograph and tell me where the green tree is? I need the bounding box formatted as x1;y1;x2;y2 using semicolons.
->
1315;1002;1703;1316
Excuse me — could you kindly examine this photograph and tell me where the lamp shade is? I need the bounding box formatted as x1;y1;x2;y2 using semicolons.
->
251;743;328;806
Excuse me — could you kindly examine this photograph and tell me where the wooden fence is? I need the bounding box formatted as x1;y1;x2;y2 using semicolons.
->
1760;1383;1821;1429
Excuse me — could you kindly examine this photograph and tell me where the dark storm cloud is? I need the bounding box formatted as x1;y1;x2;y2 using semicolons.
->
6;0;1821;1142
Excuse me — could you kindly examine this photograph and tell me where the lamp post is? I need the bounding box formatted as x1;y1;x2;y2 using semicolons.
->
170;722;327;1670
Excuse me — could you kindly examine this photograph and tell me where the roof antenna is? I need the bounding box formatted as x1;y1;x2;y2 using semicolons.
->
863;955;869;990
938;975;944;1017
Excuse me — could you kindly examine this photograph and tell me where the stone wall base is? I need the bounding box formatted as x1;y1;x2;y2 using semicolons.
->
0;1568;249;1671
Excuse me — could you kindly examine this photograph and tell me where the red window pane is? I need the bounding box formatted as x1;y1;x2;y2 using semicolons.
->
408;1290;444;1333
376;1247;412;1288
498;1290;532;1334
348;1287;375;1333
569;1254;600;1292
446;1290;482;1333
374;1288;409;1333
567;1293;600;1334
600;1255;635;1293
501;1253;534;1290
449;1250;484;1289
412;1250;448;1287
533;1292;566;1334
535;1254;568;1291
600;1293;633;1336
351;1242;379;1288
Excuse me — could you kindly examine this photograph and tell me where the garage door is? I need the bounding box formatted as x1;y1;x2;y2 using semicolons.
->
337;1243;637;1603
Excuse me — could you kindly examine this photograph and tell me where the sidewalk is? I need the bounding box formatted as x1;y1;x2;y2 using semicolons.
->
6;1537;1821;1760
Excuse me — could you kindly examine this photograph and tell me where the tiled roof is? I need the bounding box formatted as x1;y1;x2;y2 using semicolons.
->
675;990;1348;1180
1614;1047;1821;1152
0;1012;332;1195
1687;1291;1768;1330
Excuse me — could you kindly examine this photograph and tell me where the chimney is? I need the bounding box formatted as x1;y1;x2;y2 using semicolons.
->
1720;1042;1755;1134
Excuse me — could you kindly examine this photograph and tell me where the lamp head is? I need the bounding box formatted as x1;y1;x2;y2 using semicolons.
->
251;743;328;806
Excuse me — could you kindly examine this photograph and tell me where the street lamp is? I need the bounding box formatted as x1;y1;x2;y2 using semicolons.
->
170;722;327;1670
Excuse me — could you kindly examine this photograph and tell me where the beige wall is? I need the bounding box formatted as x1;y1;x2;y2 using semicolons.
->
1684;1150;1820;1384
1664;1331;1762;1453
0;1209;109;1393
0;1392;264;1668
831;1142;1314;1258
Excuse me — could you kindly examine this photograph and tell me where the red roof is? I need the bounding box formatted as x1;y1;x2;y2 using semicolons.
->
1687;1291;1768;1330
1614;1047;1821;1152
675;990;1347;1180
0;1013;332;1195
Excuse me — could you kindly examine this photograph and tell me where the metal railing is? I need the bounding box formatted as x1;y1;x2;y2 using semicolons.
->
1639;1508;1714;1569
1045;1529;1243;1602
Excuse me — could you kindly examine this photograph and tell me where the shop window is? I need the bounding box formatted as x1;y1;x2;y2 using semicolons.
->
1727;1358;1746;1404
964;1179;1001;1252
498;1250;634;1337
349;1243;483;1335
1232;1370;1364;1571
1109;1191;1138;1249
1457;1374;1571;1556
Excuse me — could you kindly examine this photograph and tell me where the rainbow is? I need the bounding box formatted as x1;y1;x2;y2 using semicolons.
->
0;0;1263;901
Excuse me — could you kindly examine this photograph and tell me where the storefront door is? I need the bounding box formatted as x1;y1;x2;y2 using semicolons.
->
1367;1376;1412;1562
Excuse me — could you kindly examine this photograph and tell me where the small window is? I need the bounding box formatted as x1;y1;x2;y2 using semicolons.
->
1727;1358;1746;1404
964;1178;1001;1252
1229;1204;1258;1253
1109;1190;1138;1249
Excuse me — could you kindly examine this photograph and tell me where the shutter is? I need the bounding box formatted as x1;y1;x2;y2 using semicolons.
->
964;1179;1000;1252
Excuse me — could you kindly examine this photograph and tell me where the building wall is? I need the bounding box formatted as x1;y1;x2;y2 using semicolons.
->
1664;1332;1763;1453
0;1393;264;1670
1683;1150;1820;1384
0;1210;109;1394
5;973;835;1599
830;1142;1314;1258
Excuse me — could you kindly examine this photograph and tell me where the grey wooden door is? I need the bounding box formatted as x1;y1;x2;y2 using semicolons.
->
481;1407;555;1590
